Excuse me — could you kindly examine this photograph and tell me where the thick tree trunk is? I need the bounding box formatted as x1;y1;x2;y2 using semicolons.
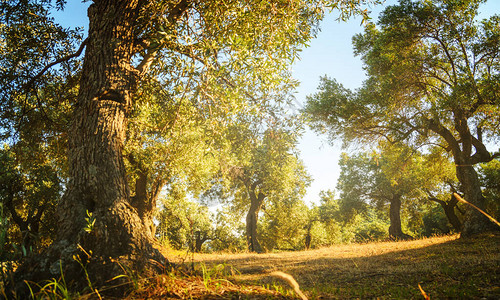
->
457;165;498;237
13;1;164;295
246;191;265;253
193;231;209;252
388;195;412;240
428;116;498;236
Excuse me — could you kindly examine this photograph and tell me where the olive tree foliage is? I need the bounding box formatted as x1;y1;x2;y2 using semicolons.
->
422;147;465;232
259;197;310;251
478;159;500;219
0;1;79;261
0;145;61;259
156;183;249;253
155;183;213;252
306;190;388;245
208;116;311;252
124;79;225;237
0;1;81;165
304;0;500;236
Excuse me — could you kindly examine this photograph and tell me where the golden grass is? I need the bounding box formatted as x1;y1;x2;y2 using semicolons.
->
187;234;500;299
15;234;498;299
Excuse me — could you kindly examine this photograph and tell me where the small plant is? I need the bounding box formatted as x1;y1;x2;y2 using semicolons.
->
84;210;96;233
199;263;236;291
111;260;142;291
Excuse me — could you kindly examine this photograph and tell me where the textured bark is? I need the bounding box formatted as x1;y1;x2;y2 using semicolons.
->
457;165;497;237
246;190;265;253
13;1;165;295
427;115;499;237
388;195;412;240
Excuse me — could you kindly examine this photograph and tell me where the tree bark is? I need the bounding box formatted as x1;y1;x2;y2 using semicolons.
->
304;224;312;250
246;190;265;253
388;195;412;240
457;164;497;236
14;1;165;295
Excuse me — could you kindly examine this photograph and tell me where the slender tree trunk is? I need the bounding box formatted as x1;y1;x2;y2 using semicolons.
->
14;1;164;294
304;224;312;249
246;190;265;253
193;231;209;252
388;195;412;240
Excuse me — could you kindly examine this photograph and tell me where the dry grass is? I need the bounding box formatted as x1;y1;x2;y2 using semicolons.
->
187;234;500;299
12;234;498;299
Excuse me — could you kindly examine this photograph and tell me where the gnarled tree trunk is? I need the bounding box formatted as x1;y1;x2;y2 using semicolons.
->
428;115;499;237
428;193;463;232
457;164;497;237
129;165;164;238
14;1;164;295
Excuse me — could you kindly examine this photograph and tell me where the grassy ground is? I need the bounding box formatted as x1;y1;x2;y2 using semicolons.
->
10;234;499;299
173;233;500;299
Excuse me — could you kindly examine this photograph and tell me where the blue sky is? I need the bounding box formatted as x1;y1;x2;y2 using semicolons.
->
53;0;500;205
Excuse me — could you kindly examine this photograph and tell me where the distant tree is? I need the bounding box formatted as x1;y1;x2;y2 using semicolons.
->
306;190;343;246
213;119;310;252
337;143;434;240
156;184;213;252
305;0;500;236
259;197;310;251
312;189;388;244
209;206;247;252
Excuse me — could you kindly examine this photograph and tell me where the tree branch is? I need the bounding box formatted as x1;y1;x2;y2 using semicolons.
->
23;38;88;91
470;133;492;164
